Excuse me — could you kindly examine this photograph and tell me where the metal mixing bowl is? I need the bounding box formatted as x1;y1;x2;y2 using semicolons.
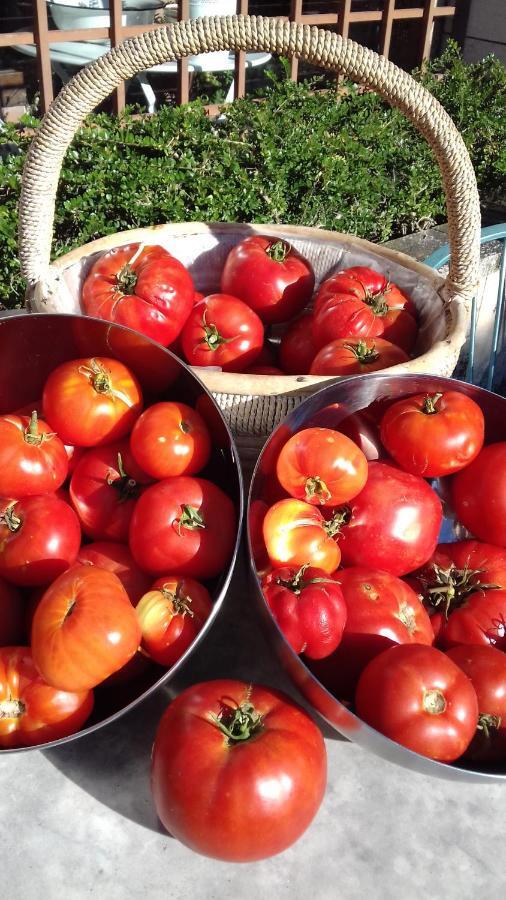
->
0;313;243;753
248;372;506;782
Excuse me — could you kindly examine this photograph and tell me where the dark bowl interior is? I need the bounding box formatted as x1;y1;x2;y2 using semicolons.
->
248;372;506;782
0;313;243;753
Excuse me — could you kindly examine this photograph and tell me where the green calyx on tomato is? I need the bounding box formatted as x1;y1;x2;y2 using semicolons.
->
423;688;447;716
266;240;289;263
199;313;233;352
305;475;331;504
106;453;140;503
421;393;443;415
323;506;351;539
0;698;26;719
78;358;114;396
157;583;194;618
477;713;501;738
421;563;500;618
344;340;380;364
274;563;335;594
115;263;138;295
210;695;263;744
0;503;22;533
176;504;205;534
23;410;55;447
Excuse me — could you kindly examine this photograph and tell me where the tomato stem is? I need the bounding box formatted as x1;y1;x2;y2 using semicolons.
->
477;713;502;739
420;563;500;618
107;453;140;503
0;698;26;720
175;504;205;534
0;503;22;533
423;688;446;716
199;312;233;352
78;359;113;396
275;564;336;594
266;239;289;263
422;393;443;415
344;340;380;364
324;506;350;538
305;475;331;504
158;583;194;618
210;697;263;743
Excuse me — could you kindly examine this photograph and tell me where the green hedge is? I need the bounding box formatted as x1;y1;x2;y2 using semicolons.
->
1;43;505;309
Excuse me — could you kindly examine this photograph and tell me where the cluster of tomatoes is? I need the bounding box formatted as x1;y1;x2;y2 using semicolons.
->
252;388;506;766
81;236;418;377
0;355;236;749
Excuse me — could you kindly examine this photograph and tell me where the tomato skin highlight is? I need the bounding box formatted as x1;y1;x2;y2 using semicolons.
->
181;294;264;372
129;401;211;479
452;443;506;547
221;235;315;325
380;390;485;477
0;495;81;587
0;413;68;498
0;646;93;748
42;356;143;448
151;679;326;861
446;644;506;762
31;565;142;692
355;643;478;762
276;427;368;507
136;576;212;667
263;499;341;574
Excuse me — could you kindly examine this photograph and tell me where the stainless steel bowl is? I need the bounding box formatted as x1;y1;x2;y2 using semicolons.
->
248;372;506;782
0;313;243;753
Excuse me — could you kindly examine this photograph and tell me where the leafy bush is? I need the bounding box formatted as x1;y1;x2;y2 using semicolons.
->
1;42;505;308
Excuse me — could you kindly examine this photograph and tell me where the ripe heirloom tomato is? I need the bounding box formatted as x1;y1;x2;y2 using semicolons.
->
42;356;143;448
76;541;151;606
220;236;315;325
338;461;442;576
310;567;433;699
313;292;417;354
151;680;326;861
309;338;409;376
70;440;151;542
263;499;341;574
446;644;506;762
279;314;317;375
380;390;485;477
0;578;25;646
81;243;194;347
181;294;264;372
276;427;368;507
31;565;142;692
0;411;68;498
129;401;211;479
129;477;236;579
136;576;212;667
314;266;416;314
261;565;347;659
438;588;506;652
0;495;81;586
355;644;478;762
452;443;506;547
0;647;93;749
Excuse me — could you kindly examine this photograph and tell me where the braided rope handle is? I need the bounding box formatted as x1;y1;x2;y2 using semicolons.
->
19;15;481;305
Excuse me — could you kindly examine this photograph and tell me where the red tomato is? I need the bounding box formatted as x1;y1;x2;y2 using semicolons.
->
245;366;285;375
129;401;211;479
129;477;236;579
261;565;347;659
309;337;409;376
31;565;142;691
0;411;68;499
446;644;506;762
338;461;442;576
263;499;341;574
136;576;212;667
220;236;314;325
76;541;151;605
311;567;433;699
279;314;317;375
0;647;93;749
314;266;416;317
439;540;506;574
380;390;485;478
180;294;264;372
0;495;81;586
81;243;194;347
438;589;506;652
70;441;150;542
355;644;478;762
452;443;506;547
151;680;326;861
193;291;204;304
42;356;143;448
0;578;25;646
313;293;417;354
276;427;368;507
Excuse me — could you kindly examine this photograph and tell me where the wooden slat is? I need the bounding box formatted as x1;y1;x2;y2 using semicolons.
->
420;0;437;62
110;0;125;114
338;0;352;38
289;0;303;82
301;14;339;25
379;0;396;57
349;11;382;23
33;0;54;114
0;32;35;48
177;0;190;105
234;0;248;100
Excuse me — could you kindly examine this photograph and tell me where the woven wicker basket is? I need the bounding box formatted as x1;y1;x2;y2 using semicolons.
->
19;15;481;438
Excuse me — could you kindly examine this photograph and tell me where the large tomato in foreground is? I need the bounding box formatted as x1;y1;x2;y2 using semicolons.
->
76;541;151;606
0;495;81;587
452;443;506;547
0;412;68;498
337;461;442;576
0;647;93;749
355;644;478;762
220;236;315;325
310;337;409;376
0;578;25;646
261;565;347;659
446;644;506;762
276;427;368;507
81;243;195;347
42;356;143;448
380;390;484;477
181;294;264;372
31;565;141;691
129;401;211;479
151;680;326;861
136;576;212;667
263;499;341;574
129;477;236;579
